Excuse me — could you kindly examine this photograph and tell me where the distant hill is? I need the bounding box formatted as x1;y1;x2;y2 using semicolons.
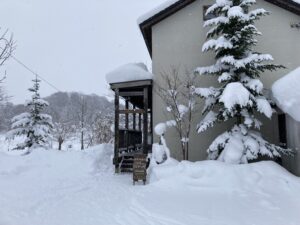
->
0;92;114;132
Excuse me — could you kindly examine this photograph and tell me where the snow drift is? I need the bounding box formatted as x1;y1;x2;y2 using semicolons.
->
272;67;300;122
1;143;300;225
150;159;300;190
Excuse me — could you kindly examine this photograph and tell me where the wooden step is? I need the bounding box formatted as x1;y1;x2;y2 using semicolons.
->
120;168;133;173
122;159;133;164
120;163;133;169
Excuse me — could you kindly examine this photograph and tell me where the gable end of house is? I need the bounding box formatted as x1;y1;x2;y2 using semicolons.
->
139;0;300;57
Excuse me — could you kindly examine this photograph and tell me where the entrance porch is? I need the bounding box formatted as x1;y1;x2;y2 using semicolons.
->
109;80;153;173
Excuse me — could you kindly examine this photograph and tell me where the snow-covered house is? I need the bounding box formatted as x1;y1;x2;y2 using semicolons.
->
107;0;300;173
138;0;300;161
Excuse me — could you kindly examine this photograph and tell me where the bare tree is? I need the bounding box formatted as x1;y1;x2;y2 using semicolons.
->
86;112;114;147
78;96;87;150
53;121;74;150
0;29;15;105
155;67;198;160
0;78;7;104
0;30;15;131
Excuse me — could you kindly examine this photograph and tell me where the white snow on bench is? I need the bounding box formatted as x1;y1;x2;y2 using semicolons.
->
137;0;179;24
106;63;153;84
272;67;300;122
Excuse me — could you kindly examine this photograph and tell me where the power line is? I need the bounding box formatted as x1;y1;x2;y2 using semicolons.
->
10;54;62;92
0;44;62;92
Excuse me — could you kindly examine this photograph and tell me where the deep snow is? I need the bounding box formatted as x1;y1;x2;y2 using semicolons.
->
1;143;300;225
272;67;300;122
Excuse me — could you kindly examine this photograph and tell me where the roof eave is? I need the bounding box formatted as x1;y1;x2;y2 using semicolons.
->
139;0;300;58
139;0;196;58
265;0;300;15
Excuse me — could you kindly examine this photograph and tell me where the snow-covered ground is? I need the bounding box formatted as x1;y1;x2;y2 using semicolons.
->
1;141;300;225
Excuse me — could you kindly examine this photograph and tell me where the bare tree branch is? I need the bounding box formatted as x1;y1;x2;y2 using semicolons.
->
0;29;15;106
155;66;198;160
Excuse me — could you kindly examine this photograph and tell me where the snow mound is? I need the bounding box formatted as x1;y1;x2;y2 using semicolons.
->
150;160;300;191
1;143;300;225
0;144;114;180
106;63;153;84
272;67;300;122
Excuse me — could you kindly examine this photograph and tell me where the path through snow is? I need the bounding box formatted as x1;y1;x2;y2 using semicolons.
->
0;144;300;225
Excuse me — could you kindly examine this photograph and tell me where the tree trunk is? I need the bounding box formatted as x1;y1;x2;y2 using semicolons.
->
81;131;84;150
182;142;186;161
58;141;62;150
186;142;189;161
58;137;63;150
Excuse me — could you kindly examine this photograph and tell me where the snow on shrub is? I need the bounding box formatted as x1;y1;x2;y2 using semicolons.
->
152;143;167;164
154;123;167;137
151;121;176;164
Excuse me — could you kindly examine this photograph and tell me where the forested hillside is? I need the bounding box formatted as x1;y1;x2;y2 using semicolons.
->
0;92;114;149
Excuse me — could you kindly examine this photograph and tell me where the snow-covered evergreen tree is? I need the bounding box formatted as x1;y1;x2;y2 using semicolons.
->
8;77;53;150
195;0;291;163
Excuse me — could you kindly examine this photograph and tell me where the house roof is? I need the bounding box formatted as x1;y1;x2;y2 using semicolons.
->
139;0;300;57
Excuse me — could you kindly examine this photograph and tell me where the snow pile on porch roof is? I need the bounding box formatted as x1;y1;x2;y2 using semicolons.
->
106;63;153;84
137;0;179;24
272;67;300;122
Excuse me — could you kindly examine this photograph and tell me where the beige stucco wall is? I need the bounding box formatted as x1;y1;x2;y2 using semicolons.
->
151;0;300;162
283;115;300;176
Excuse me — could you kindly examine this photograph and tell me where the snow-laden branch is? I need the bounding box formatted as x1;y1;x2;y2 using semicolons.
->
194;0;290;163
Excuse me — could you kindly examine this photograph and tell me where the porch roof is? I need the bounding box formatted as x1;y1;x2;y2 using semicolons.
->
110;79;153;109
106;63;153;84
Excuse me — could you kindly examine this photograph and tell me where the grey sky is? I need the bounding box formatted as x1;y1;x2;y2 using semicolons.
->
1;0;165;104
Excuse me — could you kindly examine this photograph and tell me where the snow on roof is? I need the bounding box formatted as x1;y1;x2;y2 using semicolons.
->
137;0;179;24
272;67;300;122
138;0;300;25
105;63;153;84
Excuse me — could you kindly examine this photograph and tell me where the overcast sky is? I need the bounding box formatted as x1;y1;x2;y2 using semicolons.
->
0;0;165;104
